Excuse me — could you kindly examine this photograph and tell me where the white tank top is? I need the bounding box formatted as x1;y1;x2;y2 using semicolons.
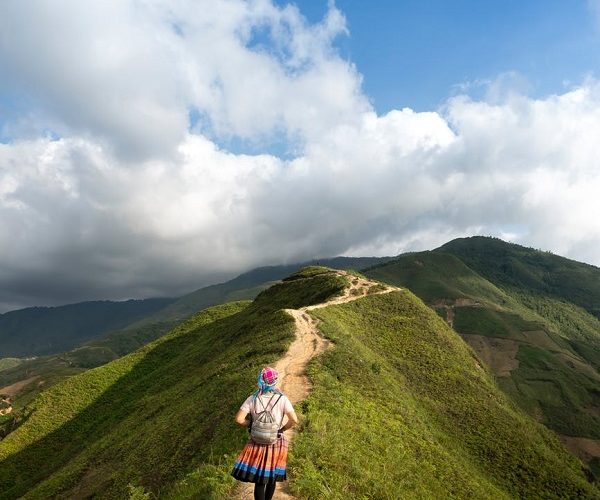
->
240;392;294;425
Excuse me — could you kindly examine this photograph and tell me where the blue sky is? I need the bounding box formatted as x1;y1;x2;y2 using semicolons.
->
294;0;600;111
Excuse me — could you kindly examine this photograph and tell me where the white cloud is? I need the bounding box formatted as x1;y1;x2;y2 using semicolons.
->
1;0;600;310
0;0;366;158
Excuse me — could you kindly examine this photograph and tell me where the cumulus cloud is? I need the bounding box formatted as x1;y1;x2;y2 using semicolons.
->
1;0;600;311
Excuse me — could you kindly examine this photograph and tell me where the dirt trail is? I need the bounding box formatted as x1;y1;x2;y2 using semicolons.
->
233;272;400;499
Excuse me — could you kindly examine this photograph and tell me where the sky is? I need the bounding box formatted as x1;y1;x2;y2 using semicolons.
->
300;0;600;111
1;1;600;312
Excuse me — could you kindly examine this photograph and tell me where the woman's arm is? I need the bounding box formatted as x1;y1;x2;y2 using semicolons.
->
280;409;299;432
235;409;250;428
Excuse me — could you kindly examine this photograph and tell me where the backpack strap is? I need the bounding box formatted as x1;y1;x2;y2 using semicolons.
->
272;393;285;428
254;392;278;414
259;392;284;428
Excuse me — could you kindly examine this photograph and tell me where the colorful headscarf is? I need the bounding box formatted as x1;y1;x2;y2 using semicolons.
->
253;366;279;400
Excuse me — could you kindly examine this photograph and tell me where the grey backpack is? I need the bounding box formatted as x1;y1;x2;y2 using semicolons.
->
250;392;284;445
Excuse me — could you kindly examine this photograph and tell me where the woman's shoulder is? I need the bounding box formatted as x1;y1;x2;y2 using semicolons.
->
276;391;293;405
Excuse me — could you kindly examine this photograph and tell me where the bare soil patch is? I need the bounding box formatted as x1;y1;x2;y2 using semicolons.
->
559;435;600;464
0;376;40;398
461;334;519;377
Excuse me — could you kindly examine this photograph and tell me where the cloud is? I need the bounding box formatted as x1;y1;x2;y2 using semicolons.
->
0;0;365;158
1;1;600;311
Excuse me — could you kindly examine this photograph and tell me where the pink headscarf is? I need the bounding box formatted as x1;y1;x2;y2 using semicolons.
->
253;366;279;400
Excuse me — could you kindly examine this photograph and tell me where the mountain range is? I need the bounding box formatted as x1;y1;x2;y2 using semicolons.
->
0;237;598;497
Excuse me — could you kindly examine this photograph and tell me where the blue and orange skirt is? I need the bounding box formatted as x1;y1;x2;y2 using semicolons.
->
231;435;288;484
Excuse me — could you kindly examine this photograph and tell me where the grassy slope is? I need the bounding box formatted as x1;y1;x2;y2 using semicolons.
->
439;236;600;370
290;292;596;498
439;236;600;320
0;268;347;499
365;251;514;306
365;253;600;437
510;291;600;370
0;321;181;423
364;249;600;472
437;238;600;432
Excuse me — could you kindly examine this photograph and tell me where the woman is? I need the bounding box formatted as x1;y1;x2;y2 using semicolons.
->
232;366;299;500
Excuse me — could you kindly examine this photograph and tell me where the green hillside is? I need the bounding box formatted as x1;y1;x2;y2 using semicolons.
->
365;250;514;305
364;246;600;478
0;298;175;358
291;291;595;498
0;268;347;499
0;268;596;498
439;236;600;320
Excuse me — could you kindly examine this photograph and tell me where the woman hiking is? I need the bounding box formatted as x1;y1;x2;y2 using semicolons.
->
232;366;299;500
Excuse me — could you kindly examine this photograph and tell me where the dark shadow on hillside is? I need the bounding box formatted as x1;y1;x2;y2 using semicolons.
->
0;310;254;499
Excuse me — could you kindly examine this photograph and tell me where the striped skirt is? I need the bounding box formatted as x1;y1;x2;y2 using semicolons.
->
231;435;288;484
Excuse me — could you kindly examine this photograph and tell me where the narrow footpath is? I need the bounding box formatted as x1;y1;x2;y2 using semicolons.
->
233;271;399;499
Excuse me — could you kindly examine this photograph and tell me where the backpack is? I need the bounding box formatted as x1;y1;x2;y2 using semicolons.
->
250;392;284;445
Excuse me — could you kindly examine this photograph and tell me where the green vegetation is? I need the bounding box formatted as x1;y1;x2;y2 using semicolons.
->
69;320;181;367
0;329;177;416
290;291;595;498
0;358;85;410
0;261;359;415
2;249;599;497
366;251;513;306
365;241;600;478
0;301;260;499
453;307;544;340
130;257;390;328
253;266;347;310
439;236;600;320
508;344;600;439
0;269;346;499
509;290;600;370
0;321;181;413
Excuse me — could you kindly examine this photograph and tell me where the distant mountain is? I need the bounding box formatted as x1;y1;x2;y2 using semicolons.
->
130;256;393;326
0;268;594;498
364;238;600;477
0;298;175;358
439;236;600;319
